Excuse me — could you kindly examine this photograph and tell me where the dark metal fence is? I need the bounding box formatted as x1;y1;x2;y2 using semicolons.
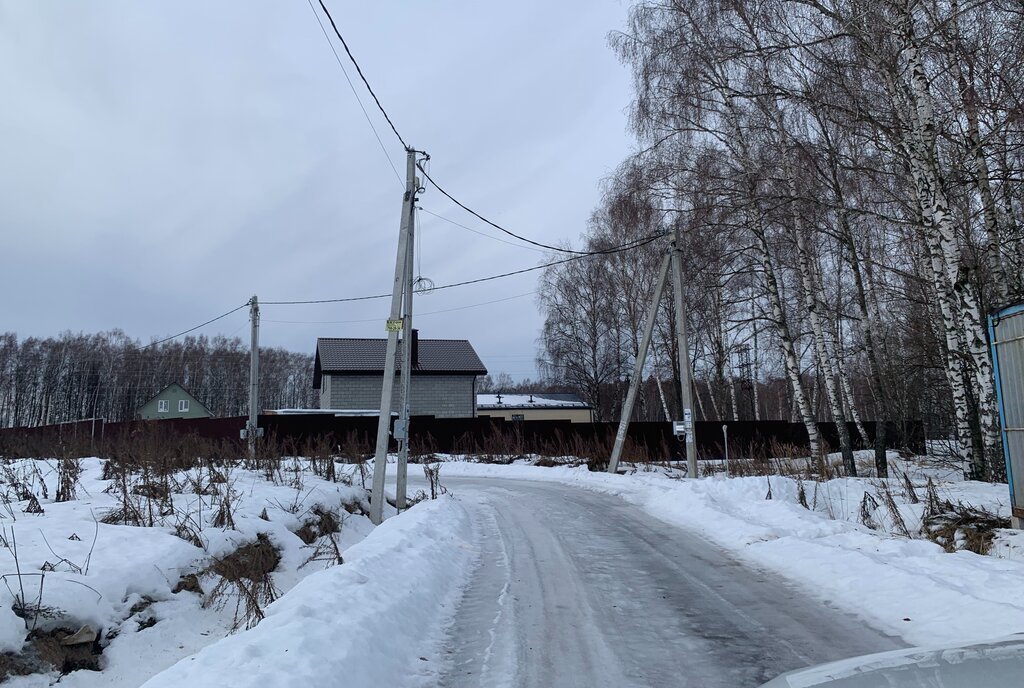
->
0;413;924;460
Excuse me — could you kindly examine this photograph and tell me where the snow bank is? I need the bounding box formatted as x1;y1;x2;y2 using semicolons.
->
141;495;474;688
0;459;202;638
1;457;383;687
0;603;24;652
440;462;1024;646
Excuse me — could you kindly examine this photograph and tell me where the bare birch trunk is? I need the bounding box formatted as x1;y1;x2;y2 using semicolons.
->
752;320;761;421
903;26;1002;477
844;225;890;477
792;207;857;475
756;229;821;459
838;359;869;445
769;96;857;471
722;92;820;459
729;376;739;422
923;231;978;474
950;12;1009;305
709;378;723;419
695;380;709;421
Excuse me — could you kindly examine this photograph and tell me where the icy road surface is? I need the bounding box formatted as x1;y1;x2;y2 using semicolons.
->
433;477;902;688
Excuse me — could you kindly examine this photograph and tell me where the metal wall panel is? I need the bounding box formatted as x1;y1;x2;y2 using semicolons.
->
990;304;1024;527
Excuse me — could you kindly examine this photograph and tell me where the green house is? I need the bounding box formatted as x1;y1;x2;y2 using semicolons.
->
137;383;213;420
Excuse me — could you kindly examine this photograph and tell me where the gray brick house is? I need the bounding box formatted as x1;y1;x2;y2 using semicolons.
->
313;331;487;418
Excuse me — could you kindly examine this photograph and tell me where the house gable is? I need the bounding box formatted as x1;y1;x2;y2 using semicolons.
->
137;383;213;420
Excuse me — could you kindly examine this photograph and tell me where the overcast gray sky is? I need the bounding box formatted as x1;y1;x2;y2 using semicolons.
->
0;1;635;381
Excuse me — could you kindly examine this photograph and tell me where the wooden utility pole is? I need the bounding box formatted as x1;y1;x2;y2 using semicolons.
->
370;149;420;525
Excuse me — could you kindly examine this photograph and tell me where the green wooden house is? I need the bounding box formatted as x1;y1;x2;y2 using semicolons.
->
137;383;213;420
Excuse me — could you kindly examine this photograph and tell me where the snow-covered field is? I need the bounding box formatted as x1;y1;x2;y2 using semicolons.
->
1;451;1021;686
0;457;472;687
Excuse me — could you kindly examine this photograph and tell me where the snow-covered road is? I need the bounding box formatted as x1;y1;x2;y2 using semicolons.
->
434;477;902;688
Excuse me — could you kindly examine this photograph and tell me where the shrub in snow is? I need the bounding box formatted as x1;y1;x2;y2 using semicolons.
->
203;533;281;631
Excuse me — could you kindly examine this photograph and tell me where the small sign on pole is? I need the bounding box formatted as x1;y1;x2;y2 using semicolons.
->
386;318;404;332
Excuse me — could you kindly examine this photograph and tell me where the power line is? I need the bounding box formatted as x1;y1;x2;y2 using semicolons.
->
262;291;536;325
307;2;609;258
417;166;596;255
263;293;389;306
262;231;666;306
144;303;251;349
304;0;403;186
426;231;668;292
419;207;549;254
313;0;409;150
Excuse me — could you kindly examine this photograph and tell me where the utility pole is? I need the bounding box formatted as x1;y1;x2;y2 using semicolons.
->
245;294;261;458
395;186;417;511
671;237;698;479
607;233;699;477
370;148;421;525
608;255;671;473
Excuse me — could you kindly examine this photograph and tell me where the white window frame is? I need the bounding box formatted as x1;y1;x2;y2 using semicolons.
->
157;400;169;413
179;399;190;413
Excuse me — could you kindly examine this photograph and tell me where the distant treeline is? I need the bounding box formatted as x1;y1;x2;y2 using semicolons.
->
0;330;315;428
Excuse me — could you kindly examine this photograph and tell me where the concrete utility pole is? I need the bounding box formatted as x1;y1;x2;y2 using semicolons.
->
370;149;420;525
671;237;698;479
245;294;261;458
395;189;417;511
607;236;699;477
608;254;671;474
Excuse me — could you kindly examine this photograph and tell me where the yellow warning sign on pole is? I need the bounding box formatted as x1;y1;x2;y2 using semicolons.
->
386;319;403;332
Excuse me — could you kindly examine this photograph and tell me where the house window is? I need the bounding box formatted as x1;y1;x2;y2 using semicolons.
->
179;399;190;412
158;400;169;413
511;413;525;421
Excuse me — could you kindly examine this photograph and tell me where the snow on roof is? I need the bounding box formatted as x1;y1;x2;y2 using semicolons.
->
267;409;395;417
476;393;589;409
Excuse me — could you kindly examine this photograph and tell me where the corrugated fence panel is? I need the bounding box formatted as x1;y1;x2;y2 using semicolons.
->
992;305;1024;519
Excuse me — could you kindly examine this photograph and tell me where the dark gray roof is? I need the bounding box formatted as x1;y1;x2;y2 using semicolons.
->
314;337;487;386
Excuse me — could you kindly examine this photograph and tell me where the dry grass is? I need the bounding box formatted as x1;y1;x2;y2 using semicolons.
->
921;478;1009;554
204;533;281;630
